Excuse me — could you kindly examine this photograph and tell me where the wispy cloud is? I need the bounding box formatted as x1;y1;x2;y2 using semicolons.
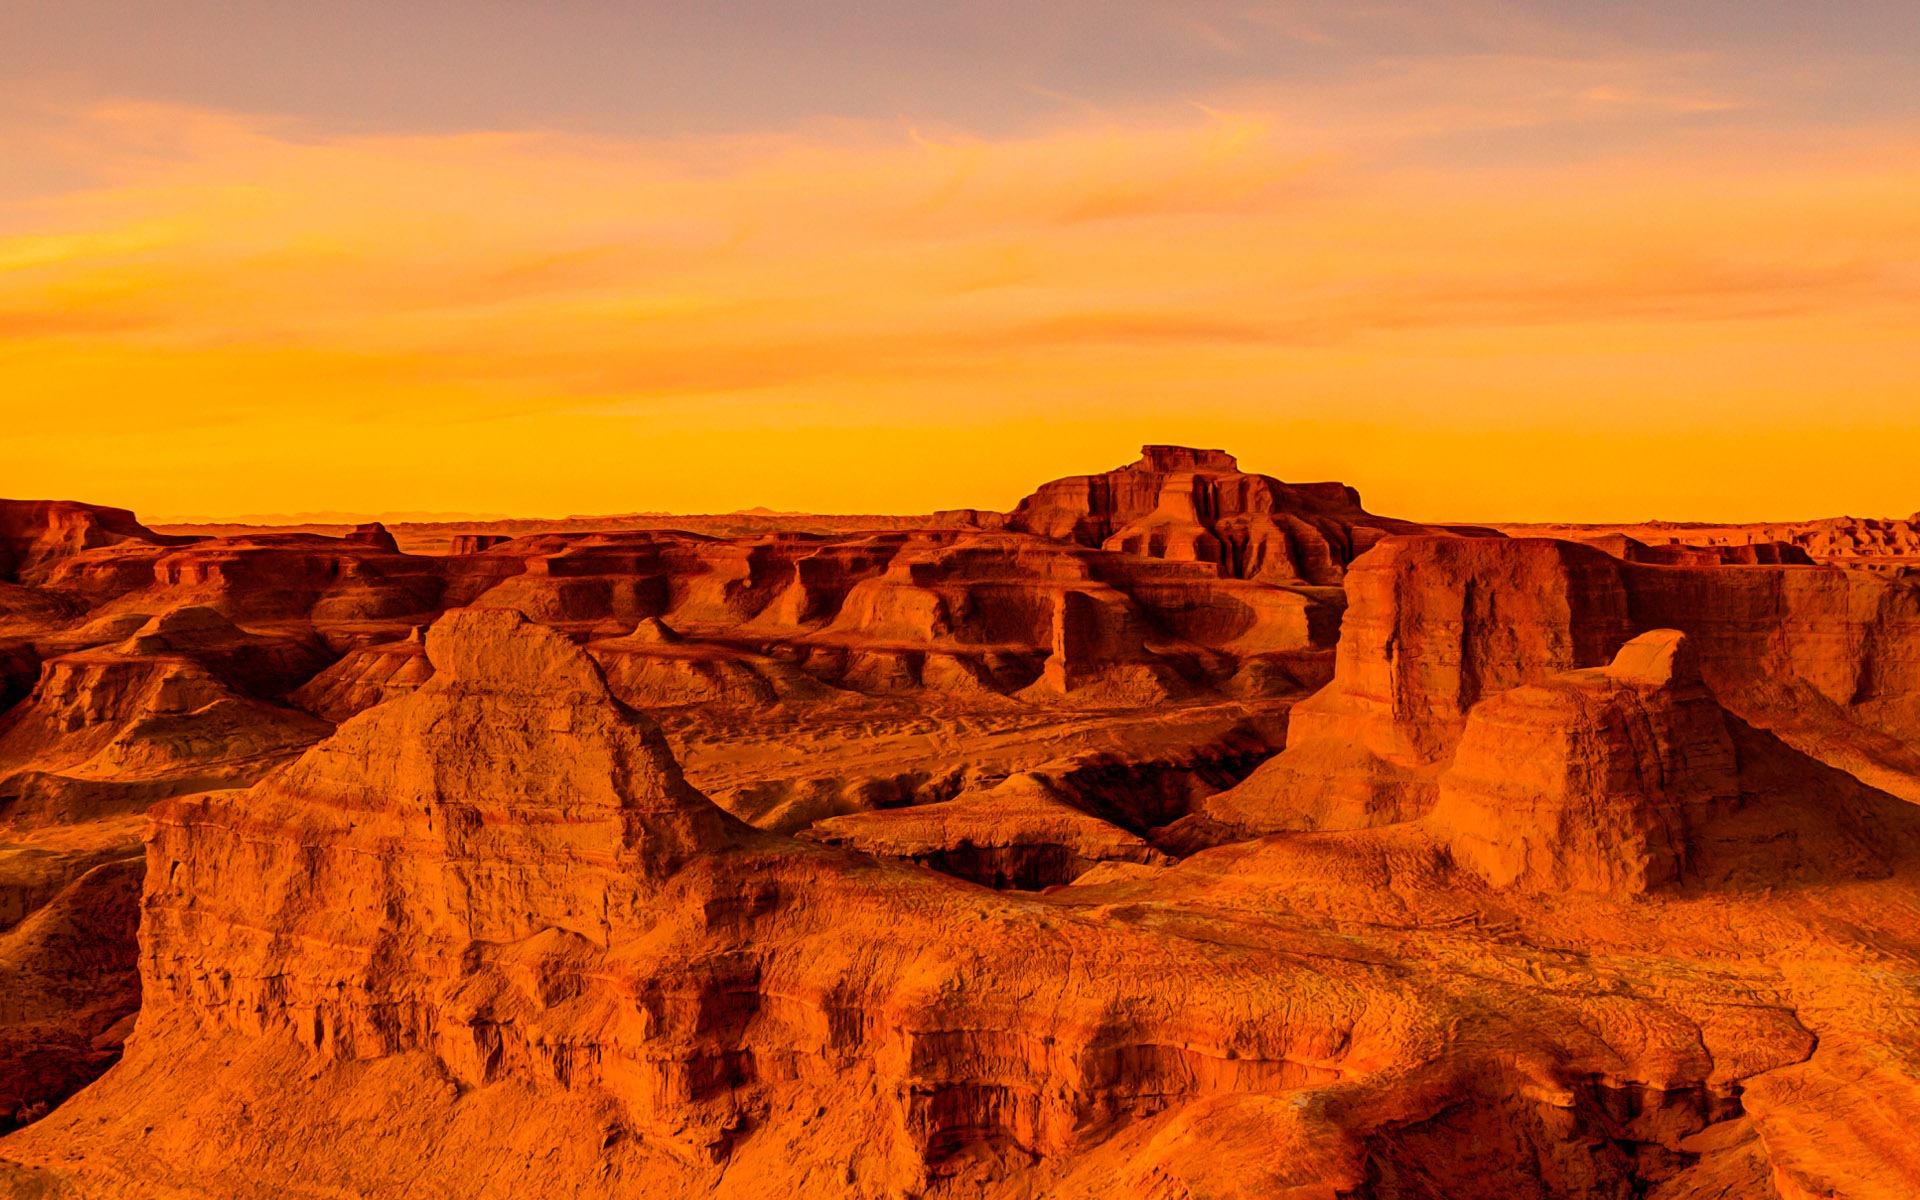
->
2;71;1919;519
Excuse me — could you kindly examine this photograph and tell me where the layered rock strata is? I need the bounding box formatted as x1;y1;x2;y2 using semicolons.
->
1005;444;1499;585
1206;535;1920;836
1432;630;1740;896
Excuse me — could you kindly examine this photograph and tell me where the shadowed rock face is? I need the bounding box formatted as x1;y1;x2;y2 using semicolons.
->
0;857;142;1131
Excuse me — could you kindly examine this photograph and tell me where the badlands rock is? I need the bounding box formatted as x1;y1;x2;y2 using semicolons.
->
1207;534;1920;837
0;633;329;825
805;772;1172;890
1499;514;1920;570
1205;537;1632;833
1431;630;1740;896
4;469;1920;1196
0;856;142;1131
344;521;401;553
36;533;446;646
447;533;513;555
1005;444;1499;585
672;698;1285;834
589;619;831;711
1566;532;1814;566
289;627;433;722
0;500;191;587
1622;556;1920;800
4;601;1853;1199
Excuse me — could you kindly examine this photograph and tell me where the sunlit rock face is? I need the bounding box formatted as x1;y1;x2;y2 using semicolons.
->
1005;444;1501;586
1433;629;1743;897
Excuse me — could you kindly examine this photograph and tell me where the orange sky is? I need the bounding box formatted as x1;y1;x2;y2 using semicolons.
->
4;9;1920;522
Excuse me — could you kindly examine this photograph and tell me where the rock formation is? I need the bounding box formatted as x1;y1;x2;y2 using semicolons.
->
2;455;1920;1198
1005;444;1499;585
344;521;401;553
1431;629;1740;895
447;533;514;555
0;857;142;1131
289;627;432;722
1203;537;1633;834
1498;514;1920;571
0;618;329;825
4;601;1871;1199
804;771;1173;890
1204;534;1920;838
0;501;194;587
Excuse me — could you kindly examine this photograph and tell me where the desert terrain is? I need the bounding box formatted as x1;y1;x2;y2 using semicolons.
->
2;445;1919;1199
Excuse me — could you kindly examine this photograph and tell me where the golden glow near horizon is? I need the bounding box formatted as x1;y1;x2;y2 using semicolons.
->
5;65;1920;522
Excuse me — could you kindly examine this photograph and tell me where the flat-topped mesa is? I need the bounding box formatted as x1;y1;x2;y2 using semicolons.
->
1003;445;1492;586
447;533;513;555
0;500;192;586
1430;630;1741;896
343;521;400;553
1138;444;1240;472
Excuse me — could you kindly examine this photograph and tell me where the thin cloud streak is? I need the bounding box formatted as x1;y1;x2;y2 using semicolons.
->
3;53;1919;519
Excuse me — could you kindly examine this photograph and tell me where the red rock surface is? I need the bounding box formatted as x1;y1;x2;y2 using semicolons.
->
1;453;1920;1198
1006;444;1499;585
1431;630;1741;895
1498;515;1920;573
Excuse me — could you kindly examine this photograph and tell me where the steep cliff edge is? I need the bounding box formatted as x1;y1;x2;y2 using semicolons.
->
0;501;193;588
1203;536;1920;838
1432;630;1741;896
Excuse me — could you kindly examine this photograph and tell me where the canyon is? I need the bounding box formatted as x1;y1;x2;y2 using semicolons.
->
1;447;1918;1198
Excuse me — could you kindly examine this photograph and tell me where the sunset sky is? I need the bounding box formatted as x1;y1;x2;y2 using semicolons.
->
4;2;1918;522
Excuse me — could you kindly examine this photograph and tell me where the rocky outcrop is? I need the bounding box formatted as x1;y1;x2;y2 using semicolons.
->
1500;514;1920;570
799;531;1333;702
805;772;1172;890
447;533;513;555
0;856;142;1130
101;609;1402;1185
588;619;833;711
1621;557;1920;801
344;522;400;553
1204;537;1632;833
0;624;330;826
1205;535;1920;838
289;628;432;722
1568;532;1815;566
1005;445;1499;586
0;500;192;587
1430;630;1740;896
